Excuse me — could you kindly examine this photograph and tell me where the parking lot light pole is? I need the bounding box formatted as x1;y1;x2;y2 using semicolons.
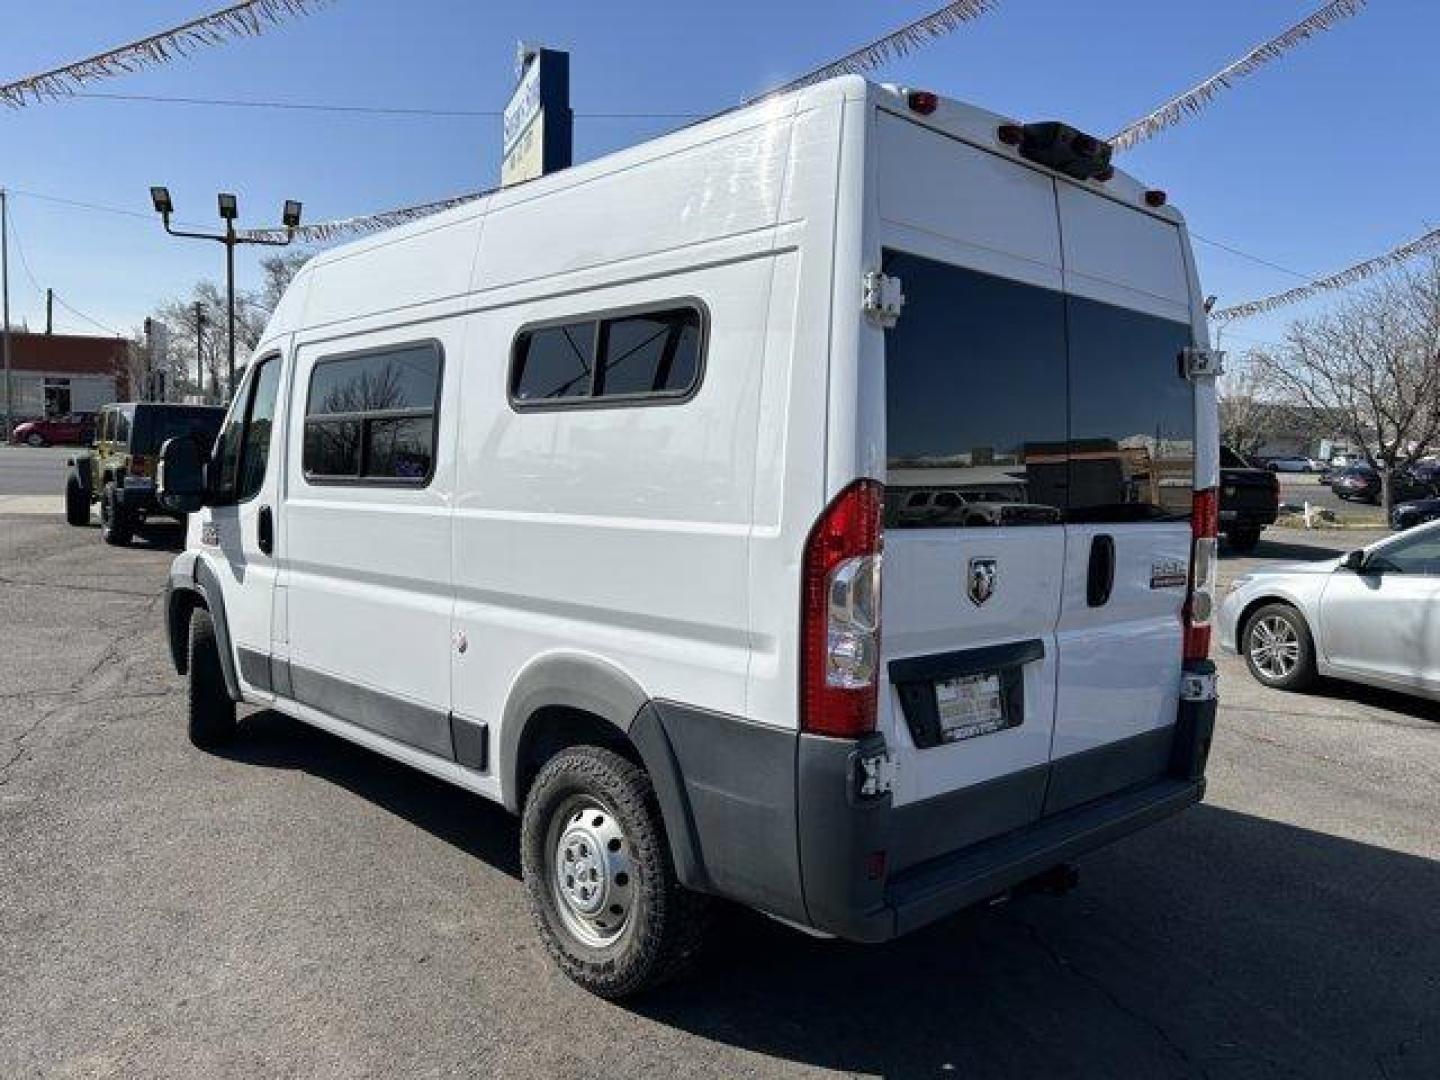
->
149;187;302;400
2;188;12;439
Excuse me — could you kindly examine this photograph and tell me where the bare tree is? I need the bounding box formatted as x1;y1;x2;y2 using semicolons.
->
143;251;312;403
1250;258;1440;515
1217;363;1271;460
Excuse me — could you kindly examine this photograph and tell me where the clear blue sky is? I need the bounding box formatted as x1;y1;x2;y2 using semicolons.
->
2;0;1435;354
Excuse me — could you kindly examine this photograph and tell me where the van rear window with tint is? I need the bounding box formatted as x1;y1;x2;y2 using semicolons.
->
303;342;441;484
883;251;1068;529
1065;295;1194;522
511;305;703;406
882;249;1194;528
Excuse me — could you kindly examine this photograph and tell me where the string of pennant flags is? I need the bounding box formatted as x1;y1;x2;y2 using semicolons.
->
3;0;1412;322
1211;225;1440;324
752;0;997;102
242;0;1006;243
1108;0;1365;152
0;1;334;110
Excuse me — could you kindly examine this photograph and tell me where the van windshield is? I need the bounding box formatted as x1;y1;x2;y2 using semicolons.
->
882;250;1195;529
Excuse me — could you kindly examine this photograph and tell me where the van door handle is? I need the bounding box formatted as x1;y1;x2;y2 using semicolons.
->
257;505;274;556
1086;534;1114;607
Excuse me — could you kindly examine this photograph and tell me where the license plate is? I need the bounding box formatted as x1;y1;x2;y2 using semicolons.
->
934;672;1009;743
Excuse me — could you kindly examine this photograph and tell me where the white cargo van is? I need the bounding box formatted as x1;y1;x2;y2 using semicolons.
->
158;76;1221;998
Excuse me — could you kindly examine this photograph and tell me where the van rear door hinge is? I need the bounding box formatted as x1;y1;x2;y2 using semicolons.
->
863;270;905;328
857;748;898;798
1182;347;1225;379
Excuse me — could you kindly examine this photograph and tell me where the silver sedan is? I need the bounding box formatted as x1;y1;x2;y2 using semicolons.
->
1218;520;1440;697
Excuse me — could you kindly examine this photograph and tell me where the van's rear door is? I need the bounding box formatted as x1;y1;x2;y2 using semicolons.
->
874;113;1069;869
1045;185;1197;813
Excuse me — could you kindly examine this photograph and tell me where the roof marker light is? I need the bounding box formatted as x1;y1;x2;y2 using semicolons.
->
1145;189;1168;207
907;90;939;116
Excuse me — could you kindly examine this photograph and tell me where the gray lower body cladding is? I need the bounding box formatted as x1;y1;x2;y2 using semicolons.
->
647;670;1214;941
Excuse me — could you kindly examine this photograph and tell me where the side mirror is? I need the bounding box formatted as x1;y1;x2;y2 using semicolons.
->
157;435;208;513
1341;549;1368;572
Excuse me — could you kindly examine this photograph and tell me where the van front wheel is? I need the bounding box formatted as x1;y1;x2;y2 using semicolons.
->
187;609;237;749
520;745;707;998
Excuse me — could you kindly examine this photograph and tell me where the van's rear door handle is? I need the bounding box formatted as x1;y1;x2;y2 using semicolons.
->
257;505;274;556
1086;534;1114;607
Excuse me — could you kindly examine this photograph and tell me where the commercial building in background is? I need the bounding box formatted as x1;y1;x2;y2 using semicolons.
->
4;330;127;420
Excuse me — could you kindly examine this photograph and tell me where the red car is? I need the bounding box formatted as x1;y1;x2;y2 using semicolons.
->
10;413;97;447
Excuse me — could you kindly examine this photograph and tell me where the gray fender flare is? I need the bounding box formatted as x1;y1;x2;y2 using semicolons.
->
165;551;242;702
498;654;708;892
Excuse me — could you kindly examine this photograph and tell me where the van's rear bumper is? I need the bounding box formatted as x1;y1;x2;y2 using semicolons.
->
795;665;1216;943
637;663;1215;944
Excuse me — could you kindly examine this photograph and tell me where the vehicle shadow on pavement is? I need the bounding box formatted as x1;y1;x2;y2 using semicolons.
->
1304;677;1440;726
1221;537;1348;562
218;708;522;878
626;808;1440;1077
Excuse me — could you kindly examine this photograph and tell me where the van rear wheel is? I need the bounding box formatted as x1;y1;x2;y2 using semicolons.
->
187;609;237;749
520;745;708;999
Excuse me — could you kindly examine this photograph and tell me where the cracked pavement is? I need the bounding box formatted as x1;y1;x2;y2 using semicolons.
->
1;517;1437;1079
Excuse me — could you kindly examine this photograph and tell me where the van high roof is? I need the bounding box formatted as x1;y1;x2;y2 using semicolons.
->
302;76;1180;277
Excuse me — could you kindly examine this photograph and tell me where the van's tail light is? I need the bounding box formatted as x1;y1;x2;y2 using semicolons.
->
1184;488;1219;661
801;480;884;737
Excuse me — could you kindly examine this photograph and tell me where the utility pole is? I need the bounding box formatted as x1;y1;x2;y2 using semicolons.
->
194;303;206;402
143;318;153;402
2;188;12;437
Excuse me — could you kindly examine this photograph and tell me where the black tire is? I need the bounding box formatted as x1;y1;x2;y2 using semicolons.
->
1242;603;1317;692
26;432;45;447
64;477;90;526
99;482;133;546
1226;527;1262;553
187;608;237;749
520;745;708;999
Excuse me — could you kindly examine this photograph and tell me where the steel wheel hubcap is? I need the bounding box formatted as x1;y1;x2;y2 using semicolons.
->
548;796;636;948
1250;615;1301;679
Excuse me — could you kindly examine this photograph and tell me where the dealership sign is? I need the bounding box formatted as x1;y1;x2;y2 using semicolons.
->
501;46;572;187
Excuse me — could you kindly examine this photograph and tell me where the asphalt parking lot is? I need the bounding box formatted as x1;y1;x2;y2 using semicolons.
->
2;513;1437;1079
0;445;73;505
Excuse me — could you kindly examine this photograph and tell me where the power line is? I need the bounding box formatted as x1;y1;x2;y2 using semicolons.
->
8;187;210;231
51;292;123;338
4;204;123;337
67;90;705;121
1189;231;1315;282
1215;224;1440;323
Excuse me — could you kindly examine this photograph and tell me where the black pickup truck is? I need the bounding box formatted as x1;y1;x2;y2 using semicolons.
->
1219;446;1280;552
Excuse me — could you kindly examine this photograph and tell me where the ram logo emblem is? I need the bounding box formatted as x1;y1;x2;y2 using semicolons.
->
967;557;997;607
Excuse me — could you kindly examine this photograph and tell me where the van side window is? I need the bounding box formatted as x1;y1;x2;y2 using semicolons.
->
303;342;442;485
511;304;703;406
236;356;283;501
512;322;597;401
